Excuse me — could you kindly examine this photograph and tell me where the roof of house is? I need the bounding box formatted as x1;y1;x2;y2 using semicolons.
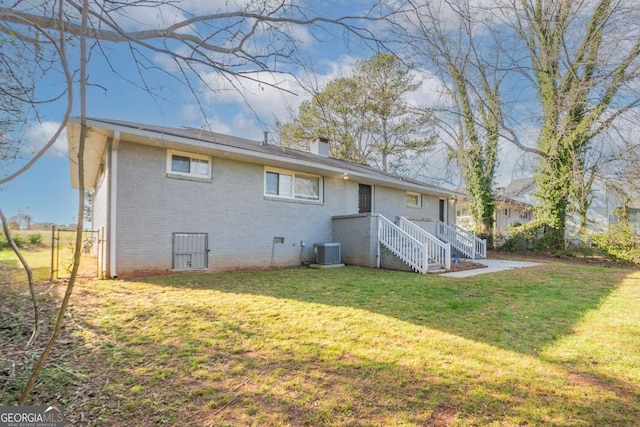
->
494;194;534;211
504;177;536;196
67;117;456;197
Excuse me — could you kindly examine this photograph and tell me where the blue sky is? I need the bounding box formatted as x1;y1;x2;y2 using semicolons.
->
1;0;540;226
0;1;384;226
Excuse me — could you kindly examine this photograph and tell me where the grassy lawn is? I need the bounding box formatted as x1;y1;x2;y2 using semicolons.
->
0;247;52;283
2;249;640;426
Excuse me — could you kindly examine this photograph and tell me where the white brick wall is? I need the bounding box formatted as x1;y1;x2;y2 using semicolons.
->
109;140;448;276
374;187;445;225
114;142;356;274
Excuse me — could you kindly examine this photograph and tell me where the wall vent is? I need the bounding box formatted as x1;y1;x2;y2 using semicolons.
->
314;243;341;265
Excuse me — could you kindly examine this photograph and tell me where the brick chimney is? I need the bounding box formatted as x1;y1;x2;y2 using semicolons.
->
310;137;329;157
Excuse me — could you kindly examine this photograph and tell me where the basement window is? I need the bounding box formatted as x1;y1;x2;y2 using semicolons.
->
167;150;212;179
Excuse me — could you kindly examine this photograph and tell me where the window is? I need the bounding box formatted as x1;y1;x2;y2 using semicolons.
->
457;208;469;217
167;150;211;179
520;211;531;220
503;208;510;217
265;168;321;201
406;192;421;208
295;174;321;200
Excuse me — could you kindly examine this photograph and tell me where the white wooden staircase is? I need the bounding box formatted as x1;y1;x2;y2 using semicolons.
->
435;220;487;259
377;215;451;273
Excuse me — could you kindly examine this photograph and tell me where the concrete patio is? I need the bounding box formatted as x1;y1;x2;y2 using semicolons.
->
440;259;541;278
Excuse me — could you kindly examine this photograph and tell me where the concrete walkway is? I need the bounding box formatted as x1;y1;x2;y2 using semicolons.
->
440;259;541;278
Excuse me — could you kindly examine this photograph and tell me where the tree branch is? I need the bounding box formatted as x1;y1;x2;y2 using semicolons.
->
0;208;38;346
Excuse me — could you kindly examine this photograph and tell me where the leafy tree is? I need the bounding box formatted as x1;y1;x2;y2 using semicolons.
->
282;76;371;163
281;53;435;172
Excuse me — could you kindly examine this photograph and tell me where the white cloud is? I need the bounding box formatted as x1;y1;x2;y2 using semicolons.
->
312;55;359;80
190;55;359;132
177;54;456;140
493;124;539;187
179;104;203;122
229;113;265;139
285;23;314;47
21;121;68;159
102;0;305;34
208;116;233;135
407;69;453;110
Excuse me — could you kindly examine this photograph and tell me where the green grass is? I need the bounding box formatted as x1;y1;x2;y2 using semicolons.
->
0;246;98;413
55;263;640;426
0;247;52;283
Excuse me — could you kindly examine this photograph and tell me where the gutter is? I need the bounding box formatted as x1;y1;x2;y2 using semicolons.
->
70;117;457;198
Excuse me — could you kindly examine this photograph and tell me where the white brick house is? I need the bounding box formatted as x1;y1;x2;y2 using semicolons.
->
67;118;471;278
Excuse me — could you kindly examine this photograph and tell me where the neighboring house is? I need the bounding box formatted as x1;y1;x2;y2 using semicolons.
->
457;176;640;244
492;196;535;240
456;177;535;241
583;180;640;237
67;118;474;278
510;176;640;238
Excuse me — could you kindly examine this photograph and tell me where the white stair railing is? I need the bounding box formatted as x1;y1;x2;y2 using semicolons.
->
378;215;428;273
398;217;451;270
436;220;487;259
451;222;487;258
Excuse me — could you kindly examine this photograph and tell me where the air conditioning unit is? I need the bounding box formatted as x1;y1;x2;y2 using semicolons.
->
313;243;341;265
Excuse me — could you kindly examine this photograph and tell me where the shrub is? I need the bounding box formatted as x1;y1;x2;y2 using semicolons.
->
0;233;24;250
12;234;23;248
591;224;640;264
498;221;545;252
28;233;43;245
499;220;594;256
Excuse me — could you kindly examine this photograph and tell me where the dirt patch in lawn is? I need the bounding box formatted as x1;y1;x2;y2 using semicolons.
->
568;372;637;401
446;259;488;273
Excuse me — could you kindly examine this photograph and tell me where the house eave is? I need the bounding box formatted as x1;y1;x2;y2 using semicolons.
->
67;117;456;197
68;121;111;190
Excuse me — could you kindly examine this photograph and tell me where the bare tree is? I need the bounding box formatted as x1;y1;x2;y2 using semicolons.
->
500;0;640;246
0;33;39;164
0;0;391;403
399;0;503;243
397;0;640;247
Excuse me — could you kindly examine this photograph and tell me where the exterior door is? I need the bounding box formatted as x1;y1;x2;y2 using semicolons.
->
439;199;446;222
173;232;208;270
359;184;372;213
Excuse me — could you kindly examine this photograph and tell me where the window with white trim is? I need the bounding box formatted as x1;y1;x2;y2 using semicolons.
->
406;192;421;208
265;168;322;201
167;150;212;179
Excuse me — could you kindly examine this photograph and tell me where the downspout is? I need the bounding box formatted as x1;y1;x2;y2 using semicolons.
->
376;215;381;269
107;132;119;278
